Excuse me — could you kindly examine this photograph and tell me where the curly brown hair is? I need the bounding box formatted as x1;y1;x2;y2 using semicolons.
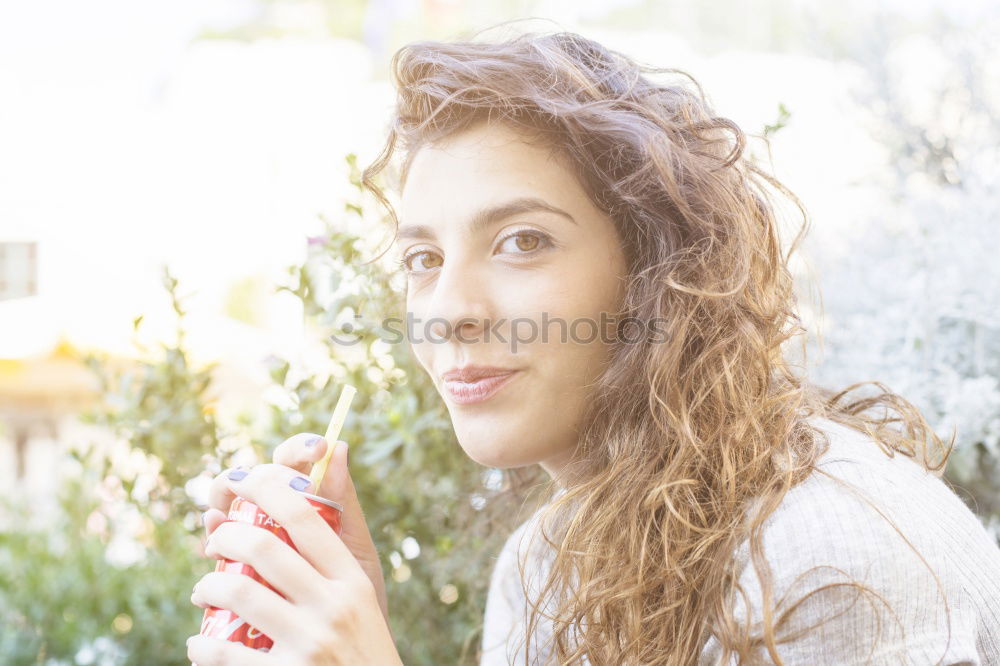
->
361;24;955;666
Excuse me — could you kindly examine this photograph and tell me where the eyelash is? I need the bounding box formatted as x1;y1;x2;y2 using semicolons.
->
397;228;554;274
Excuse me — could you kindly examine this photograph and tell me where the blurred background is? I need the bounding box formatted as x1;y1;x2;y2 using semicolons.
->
1;1;998;664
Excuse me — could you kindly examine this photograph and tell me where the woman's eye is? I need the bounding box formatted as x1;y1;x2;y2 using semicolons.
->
399;230;552;275
400;250;442;273
496;230;551;255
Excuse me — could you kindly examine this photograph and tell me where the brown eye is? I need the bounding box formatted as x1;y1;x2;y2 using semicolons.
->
403;251;442;273
497;230;551;255
515;234;539;251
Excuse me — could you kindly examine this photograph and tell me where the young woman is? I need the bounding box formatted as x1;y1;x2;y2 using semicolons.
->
186;30;1000;665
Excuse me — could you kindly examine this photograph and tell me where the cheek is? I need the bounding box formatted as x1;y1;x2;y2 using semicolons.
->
407;321;435;373
530;278;622;398
402;295;432;368
534;275;619;348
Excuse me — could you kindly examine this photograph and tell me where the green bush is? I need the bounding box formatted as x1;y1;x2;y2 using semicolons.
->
0;271;229;665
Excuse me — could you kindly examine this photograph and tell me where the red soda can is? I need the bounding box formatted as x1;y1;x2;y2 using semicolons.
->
199;492;344;651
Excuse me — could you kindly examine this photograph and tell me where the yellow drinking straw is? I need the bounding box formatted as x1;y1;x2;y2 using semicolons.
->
309;384;357;489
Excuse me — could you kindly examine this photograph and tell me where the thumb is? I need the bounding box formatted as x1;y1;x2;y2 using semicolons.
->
314;440;388;621
316;441;373;551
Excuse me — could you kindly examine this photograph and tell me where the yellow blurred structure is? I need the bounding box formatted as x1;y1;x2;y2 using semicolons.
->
0;338;99;484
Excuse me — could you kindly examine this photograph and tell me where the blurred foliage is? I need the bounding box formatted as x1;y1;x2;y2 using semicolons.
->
0;269;232;665
799;12;1000;537
0;156;539;665
763;102;791;139
197;0;370;42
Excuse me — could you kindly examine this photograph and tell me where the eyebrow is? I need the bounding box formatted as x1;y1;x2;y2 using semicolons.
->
396;196;577;243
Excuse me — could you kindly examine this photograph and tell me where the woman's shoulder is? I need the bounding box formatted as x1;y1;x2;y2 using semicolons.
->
482;502;562;666
768;415;1000;598
706;416;1000;664
780;416;1000;565
486;497;562;610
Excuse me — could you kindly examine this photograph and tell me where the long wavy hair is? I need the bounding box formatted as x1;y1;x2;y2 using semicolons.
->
361;25;955;665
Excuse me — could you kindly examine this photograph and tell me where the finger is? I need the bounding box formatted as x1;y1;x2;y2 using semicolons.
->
202;509;226;539
314;440;388;620
187;634;272;666
226;464;357;582
315;440;379;560
191;571;303;644
272;432;328;474
207;466;246;514
205;521;328;605
209;462;300;515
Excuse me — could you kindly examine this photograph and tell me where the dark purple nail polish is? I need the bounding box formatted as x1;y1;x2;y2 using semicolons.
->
304;435;322;448
227;469;248;481
289;476;311;492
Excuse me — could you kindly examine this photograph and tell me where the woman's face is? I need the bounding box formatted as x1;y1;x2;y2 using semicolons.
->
397;121;628;482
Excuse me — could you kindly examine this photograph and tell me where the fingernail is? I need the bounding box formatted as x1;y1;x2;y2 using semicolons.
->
305;435;323;448
289;476;311;492
227;469;248;481
345;442;350;468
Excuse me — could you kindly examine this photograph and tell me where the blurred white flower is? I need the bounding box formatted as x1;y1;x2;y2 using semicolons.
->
401;536;420;559
104;534;146;569
184;472;213;509
72;636;124;666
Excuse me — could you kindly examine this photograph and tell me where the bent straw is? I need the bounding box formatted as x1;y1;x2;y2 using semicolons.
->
309;384;357;489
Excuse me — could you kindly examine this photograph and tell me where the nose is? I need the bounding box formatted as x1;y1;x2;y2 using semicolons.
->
421;260;491;345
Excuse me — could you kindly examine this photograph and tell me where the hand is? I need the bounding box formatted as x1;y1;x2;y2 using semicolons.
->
188;462;403;666
201;433;389;624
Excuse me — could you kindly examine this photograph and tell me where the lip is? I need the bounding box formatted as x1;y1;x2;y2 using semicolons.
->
441;365;518;382
441;367;520;405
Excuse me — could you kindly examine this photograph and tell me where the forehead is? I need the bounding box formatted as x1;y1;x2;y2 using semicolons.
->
399;123;580;220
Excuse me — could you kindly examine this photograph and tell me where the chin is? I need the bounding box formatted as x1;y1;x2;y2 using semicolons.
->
457;437;529;469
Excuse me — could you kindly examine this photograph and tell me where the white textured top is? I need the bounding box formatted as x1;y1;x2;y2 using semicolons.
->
480;417;1000;665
